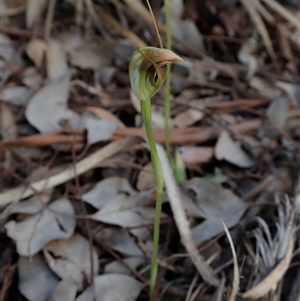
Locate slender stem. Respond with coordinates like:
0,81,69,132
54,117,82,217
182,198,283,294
164,0,172,162
140,99,164,297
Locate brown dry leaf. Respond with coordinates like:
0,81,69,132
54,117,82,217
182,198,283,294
69,44,112,70
215,131,255,168
173,108,204,128
43,233,99,290
0,103,17,140
46,40,69,81
86,106,126,128
18,254,59,301
5,198,75,256
26,0,47,28
179,146,214,164
181,178,247,245
75,274,143,301
0,102,17,168
137,162,155,191
266,96,289,128
26,39,47,68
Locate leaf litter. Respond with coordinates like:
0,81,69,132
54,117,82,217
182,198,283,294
0,0,299,300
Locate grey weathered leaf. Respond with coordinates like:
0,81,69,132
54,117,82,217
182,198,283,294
267,96,289,128
1,86,31,106
46,40,69,81
43,233,99,290
181,178,247,245
82,177,135,210
26,0,47,28
94,227,143,256
52,276,78,301
105,257,146,275
277,81,300,107
76,274,143,301
5,198,75,256
1,191,52,220
81,111,118,144
18,254,59,301
25,76,80,133
0,34,15,61
215,131,255,168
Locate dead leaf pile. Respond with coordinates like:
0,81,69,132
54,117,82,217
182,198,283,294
0,0,299,300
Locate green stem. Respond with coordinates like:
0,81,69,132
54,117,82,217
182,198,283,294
164,0,172,162
140,99,164,297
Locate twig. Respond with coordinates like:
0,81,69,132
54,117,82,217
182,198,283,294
156,144,219,286
0,137,142,208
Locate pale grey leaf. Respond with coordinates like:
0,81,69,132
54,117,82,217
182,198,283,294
215,131,255,168
5,199,75,256
25,76,80,133
43,233,99,290
76,274,143,301
267,96,289,128
82,177,135,210
18,254,59,301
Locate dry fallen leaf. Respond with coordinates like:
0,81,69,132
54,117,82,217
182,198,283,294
173,108,204,128
18,254,59,301
52,276,78,301
105,257,146,275
76,274,143,301
69,43,112,70
25,76,80,133
89,193,161,239
26,0,47,28
81,111,118,144
215,131,255,168
46,40,70,81
1,86,31,106
181,178,247,245
95,227,144,256
5,198,75,256
44,233,99,290
266,96,289,128
82,177,136,210
26,39,47,68
137,162,155,191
